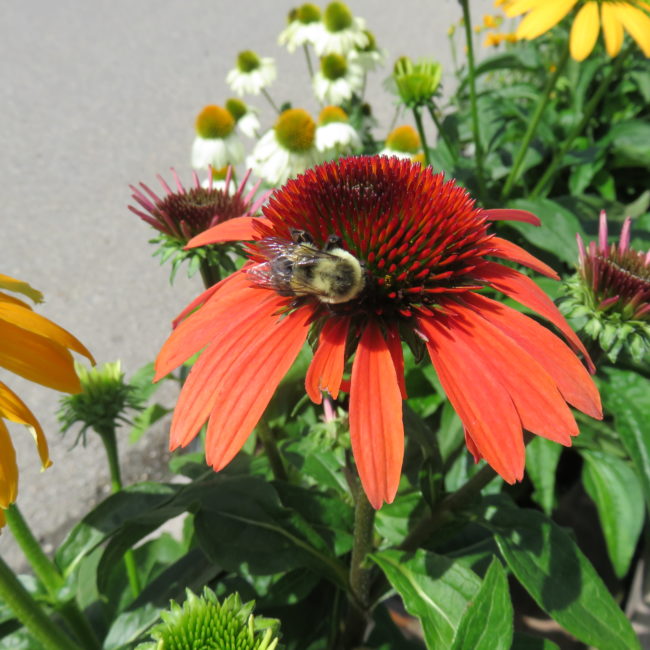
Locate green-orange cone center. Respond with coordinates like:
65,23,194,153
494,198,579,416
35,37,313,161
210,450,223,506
321,53,348,80
297,3,321,23
319,106,349,125
237,50,261,73
195,105,235,139
386,125,421,153
324,1,353,31
225,98,247,122
274,108,316,152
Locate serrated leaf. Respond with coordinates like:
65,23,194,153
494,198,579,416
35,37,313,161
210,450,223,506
581,450,644,578
370,549,481,649
451,558,513,650
484,505,640,649
526,437,562,515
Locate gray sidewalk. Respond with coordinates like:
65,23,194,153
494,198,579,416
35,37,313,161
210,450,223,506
1,0,494,569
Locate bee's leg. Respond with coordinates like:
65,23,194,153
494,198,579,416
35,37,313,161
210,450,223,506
324,234,344,251
290,229,313,245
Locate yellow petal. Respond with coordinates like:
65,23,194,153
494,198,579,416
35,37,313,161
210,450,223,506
0,420,18,508
0,383,51,470
0,274,43,304
0,508,5,528
0,291,33,310
570,2,600,60
601,3,625,55
613,4,650,56
516,0,579,39
0,320,81,393
506,0,545,18
0,302,94,363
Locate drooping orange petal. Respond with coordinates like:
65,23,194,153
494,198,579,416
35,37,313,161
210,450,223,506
462,293,602,419
349,320,404,509
155,273,269,381
0,303,94,363
477,261,594,372
203,305,314,470
0,291,33,310
446,301,579,445
0,274,43,303
482,209,541,226
186,216,271,249
418,315,525,483
489,237,559,279
464,427,481,463
0,382,51,469
385,323,407,400
168,291,291,448
305,316,350,404
0,419,18,507
0,321,80,393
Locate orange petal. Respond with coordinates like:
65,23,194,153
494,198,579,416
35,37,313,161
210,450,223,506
203,305,314,470
0,302,94,363
305,316,350,403
186,216,271,248
482,209,541,226
385,323,407,399
0,419,18,507
0,291,32,310
349,320,404,509
447,301,579,445
489,237,559,279
418,315,525,483
0,382,51,470
477,261,594,372
462,293,602,419
0,321,80,393
168,291,291,448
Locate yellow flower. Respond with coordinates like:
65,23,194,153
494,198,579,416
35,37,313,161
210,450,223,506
484,32,506,46
0,274,94,524
506,0,650,60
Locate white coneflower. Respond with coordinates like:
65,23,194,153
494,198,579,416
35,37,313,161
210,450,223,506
315,106,361,158
378,125,422,160
348,30,386,71
191,105,245,170
278,3,324,52
313,53,364,105
225,98,260,138
226,50,276,96
312,1,368,56
247,108,322,187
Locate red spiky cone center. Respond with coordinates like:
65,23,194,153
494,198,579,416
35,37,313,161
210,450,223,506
248,156,494,319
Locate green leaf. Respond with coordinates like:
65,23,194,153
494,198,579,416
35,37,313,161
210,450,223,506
609,120,650,168
601,368,650,510
370,549,481,649
375,492,427,546
484,505,640,649
511,633,560,649
103,603,162,650
581,450,644,578
129,403,172,443
451,558,513,650
505,198,586,264
526,438,562,515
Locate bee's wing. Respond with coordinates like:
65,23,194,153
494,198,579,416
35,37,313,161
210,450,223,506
255,237,296,260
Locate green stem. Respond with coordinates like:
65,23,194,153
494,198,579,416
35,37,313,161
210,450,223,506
458,0,487,200
426,102,457,160
98,429,141,597
261,88,281,114
303,43,314,79
341,487,376,648
412,106,431,166
199,259,222,290
0,555,82,650
257,420,288,481
500,45,570,201
531,51,627,198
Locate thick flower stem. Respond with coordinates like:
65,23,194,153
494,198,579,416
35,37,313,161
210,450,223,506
500,45,570,201
341,487,376,648
257,420,288,481
458,0,487,201
98,428,141,598
530,52,627,198
0,554,82,650
199,259,222,289
412,106,431,167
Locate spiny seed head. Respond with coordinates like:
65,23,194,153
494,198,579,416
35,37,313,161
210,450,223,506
320,53,348,80
319,105,349,125
385,125,420,153
274,108,316,152
324,1,353,31
196,105,235,139
226,98,248,122
236,50,261,73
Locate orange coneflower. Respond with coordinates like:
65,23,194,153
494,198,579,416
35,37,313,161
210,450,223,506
155,156,602,509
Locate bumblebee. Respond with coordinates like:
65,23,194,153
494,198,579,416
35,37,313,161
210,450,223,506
251,230,365,304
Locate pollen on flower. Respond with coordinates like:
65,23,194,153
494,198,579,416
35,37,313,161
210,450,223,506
297,2,321,23
236,50,261,72
195,105,235,139
274,108,317,152
324,1,353,32
225,98,247,122
319,105,349,125
385,125,421,153
320,53,348,80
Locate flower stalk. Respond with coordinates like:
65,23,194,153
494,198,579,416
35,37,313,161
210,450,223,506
426,101,457,160
412,106,431,166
